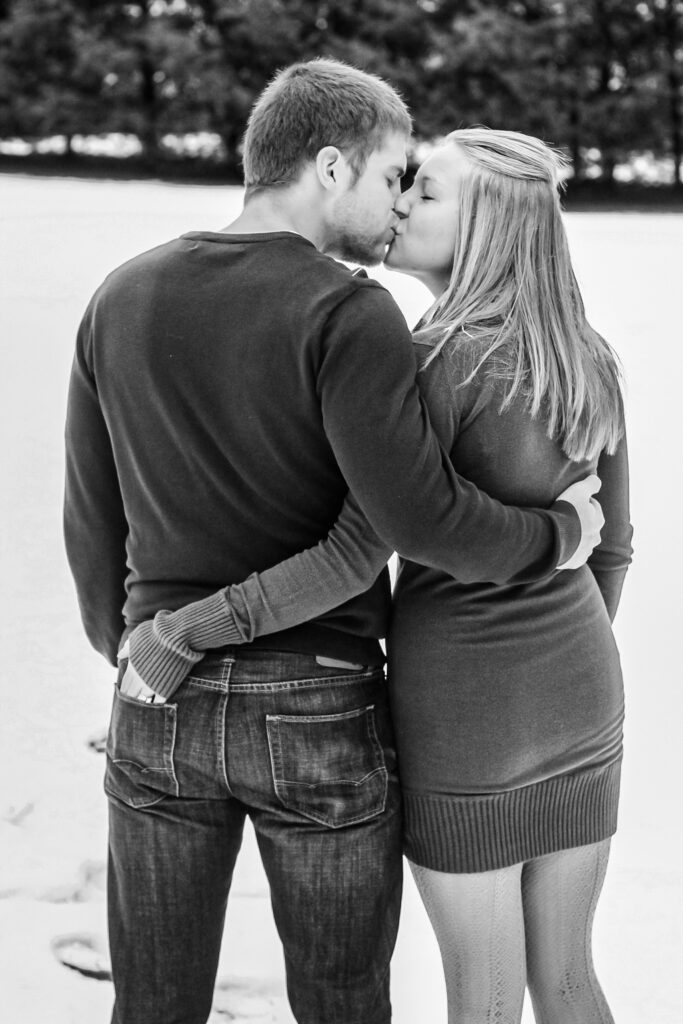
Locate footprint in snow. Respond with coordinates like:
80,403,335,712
52,935,283,1021
211,977,283,1021
51,933,112,981
86,729,108,754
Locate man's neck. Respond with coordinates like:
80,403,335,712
221,187,326,251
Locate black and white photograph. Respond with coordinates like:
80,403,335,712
1,2,681,1022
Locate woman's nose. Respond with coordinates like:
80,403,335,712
394,192,410,218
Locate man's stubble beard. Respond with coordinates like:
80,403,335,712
329,192,388,267
333,232,387,266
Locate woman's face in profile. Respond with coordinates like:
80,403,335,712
384,142,466,293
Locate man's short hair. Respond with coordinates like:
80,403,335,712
243,58,412,193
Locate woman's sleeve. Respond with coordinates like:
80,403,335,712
127,495,393,698
587,428,634,622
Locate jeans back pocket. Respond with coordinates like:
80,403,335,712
105,688,179,808
266,704,387,828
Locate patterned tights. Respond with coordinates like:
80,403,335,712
409,839,614,1024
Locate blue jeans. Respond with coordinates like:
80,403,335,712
105,649,403,1024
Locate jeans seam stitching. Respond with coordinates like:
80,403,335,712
265,703,375,725
219,661,234,795
166,705,180,797
265,719,282,799
229,669,383,693
186,677,227,692
276,765,387,788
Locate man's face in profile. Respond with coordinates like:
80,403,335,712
330,132,407,266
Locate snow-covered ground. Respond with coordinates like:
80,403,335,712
0,173,681,1023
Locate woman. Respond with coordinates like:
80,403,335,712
125,129,632,1023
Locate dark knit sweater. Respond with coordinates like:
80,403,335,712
65,231,580,697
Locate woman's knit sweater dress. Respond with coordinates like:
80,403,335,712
386,342,632,871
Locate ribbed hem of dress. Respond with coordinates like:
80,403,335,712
402,758,621,873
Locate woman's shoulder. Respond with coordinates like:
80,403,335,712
411,337,500,450
413,335,499,406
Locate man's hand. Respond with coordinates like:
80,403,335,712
117,639,167,704
556,474,604,570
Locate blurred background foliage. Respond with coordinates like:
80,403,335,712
0,0,681,188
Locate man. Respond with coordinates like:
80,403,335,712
64,60,601,1024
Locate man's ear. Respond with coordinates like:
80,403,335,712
316,146,348,191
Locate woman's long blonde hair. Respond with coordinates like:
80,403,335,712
416,128,623,462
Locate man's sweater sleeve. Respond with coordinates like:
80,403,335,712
64,305,129,665
316,284,580,583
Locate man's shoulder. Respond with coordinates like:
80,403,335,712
315,257,403,313
89,235,404,340
303,249,391,299
99,237,184,290
278,249,406,340
79,239,181,320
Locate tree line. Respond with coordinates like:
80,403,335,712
0,0,681,185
